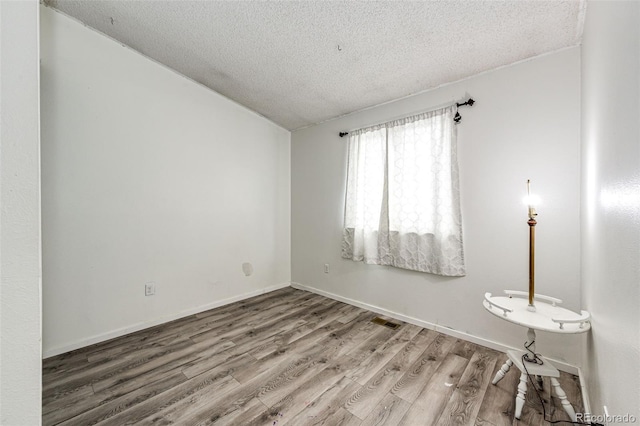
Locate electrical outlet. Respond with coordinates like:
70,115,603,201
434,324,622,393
324,263,329,273
145,282,155,296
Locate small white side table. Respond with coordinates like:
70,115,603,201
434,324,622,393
483,291,591,421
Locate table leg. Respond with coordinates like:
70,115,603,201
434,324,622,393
515,372,528,420
550,377,577,421
492,359,513,385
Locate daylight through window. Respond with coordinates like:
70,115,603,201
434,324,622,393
342,105,465,276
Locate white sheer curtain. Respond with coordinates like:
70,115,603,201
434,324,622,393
342,105,465,276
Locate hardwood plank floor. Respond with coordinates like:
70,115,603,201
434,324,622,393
43,287,584,425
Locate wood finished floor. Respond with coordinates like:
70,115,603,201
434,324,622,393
43,287,583,425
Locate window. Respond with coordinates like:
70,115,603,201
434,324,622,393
342,105,465,276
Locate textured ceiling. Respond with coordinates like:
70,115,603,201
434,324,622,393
46,0,585,131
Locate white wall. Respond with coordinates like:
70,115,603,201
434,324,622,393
0,0,42,423
40,7,291,357
292,48,584,367
581,0,640,417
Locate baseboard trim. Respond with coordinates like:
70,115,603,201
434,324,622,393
43,282,291,358
291,281,580,376
577,367,592,417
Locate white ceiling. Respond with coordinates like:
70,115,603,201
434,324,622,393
46,0,585,131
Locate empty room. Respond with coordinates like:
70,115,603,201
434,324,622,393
1,0,638,425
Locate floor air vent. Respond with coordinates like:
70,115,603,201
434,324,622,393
371,317,401,330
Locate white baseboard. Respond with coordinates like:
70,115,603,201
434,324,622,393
43,282,291,358
291,281,580,376
577,367,592,418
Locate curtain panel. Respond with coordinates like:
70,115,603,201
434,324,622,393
341,105,465,276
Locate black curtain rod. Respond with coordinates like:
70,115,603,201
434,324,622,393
453,97,475,124
339,97,475,137
456,98,475,108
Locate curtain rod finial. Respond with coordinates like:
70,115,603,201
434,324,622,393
339,132,349,137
